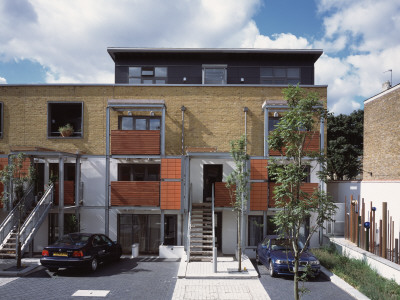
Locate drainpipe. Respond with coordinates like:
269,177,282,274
264,107,269,157
105,106,110,236
181,106,186,155
243,107,248,153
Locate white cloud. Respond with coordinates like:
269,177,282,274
0,77,6,84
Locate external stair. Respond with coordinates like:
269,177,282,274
189,202,214,262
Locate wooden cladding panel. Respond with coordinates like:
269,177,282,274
250,159,268,180
54,181,75,205
215,182,235,207
160,181,181,210
111,130,160,155
269,131,320,156
161,159,181,179
250,182,268,211
268,182,319,208
111,181,160,206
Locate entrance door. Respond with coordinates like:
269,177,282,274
203,164,223,202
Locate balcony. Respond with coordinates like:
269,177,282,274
111,181,160,206
269,131,320,156
111,130,160,155
54,181,75,206
214,182,235,207
268,182,318,208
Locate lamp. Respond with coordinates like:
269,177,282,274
273,111,279,117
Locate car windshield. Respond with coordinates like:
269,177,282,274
271,239,304,251
58,233,89,246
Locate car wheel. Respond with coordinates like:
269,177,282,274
48,267,58,272
269,260,276,277
89,257,98,272
256,252,261,265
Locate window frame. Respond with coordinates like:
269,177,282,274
118,116,161,131
47,101,84,139
202,64,227,85
128,66,168,84
117,163,161,181
260,67,301,85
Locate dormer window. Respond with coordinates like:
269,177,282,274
202,65,227,84
129,67,167,84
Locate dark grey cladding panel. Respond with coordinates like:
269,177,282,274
116,66,129,84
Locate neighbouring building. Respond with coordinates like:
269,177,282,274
0,48,327,260
361,82,400,238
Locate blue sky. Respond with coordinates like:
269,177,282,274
0,0,399,114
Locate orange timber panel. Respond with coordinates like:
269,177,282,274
54,181,75,205
250,182,268,211
111,130,160,155
111,181,160,206
268,182,319,208
161,159,181,179
215,182,235,207
160,181,181,210
250,159,268,180
269,131,320,156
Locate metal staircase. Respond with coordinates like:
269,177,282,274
189,202,213,261
0,184,54,258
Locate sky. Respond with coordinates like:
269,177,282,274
0,0,399,115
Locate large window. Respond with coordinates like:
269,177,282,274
128,66,167,84
261,67,300,85
118,164,160,181
119,116,160,130
203,65,227,84
48,102,83,137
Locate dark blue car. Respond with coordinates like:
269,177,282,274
40,233,122,272
256,235,320,277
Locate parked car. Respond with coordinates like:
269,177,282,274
40,232,122,272
256,235,320,277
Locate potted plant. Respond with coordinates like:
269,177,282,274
58,123,74,137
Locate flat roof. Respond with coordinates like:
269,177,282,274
107,47,323,61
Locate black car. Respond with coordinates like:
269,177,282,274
256,235,320,277
40,233,122,272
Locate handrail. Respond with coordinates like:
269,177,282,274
0,184,34,247
20,184,54,254
187,183,192,262
212,183,215,250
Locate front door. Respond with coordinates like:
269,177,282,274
203,164,223,202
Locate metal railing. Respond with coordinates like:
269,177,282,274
0,184,35,247
187,183,192,262
20,184,54,254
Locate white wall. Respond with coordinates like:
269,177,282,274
327,181,361,203
222,210,237,255
189,158,235,203
81,157,107,207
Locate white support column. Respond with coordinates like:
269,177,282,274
58,156,64,238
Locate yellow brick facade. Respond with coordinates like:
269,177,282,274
0,85,327,156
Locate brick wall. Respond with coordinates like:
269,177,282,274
0,85,327,157
364,86,400,180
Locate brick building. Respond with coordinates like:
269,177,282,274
361,83,400,236
0,48,327,259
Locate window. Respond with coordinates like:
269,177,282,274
302,165,311,183
261,67,300,85
248,216,263,246
164,215,177,246
118,164,160,181
203,65,227,84
128,66,167,84
268,117,281,132
119,116,160,130
48,102,83,137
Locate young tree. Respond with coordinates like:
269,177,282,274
327,109,363,180
226,135,249,271
0,153,34,268
268,86,337,300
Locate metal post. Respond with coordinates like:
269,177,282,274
161,105,166,156
383,202,387,258
105,106,110,236
264,107,269,157
58,156,64,238
160,210,165,245
212,183,217,273
75,155,81,231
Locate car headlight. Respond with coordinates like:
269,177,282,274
309,260,320,265
275,259,289,264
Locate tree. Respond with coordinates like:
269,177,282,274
268,86,337,300
0,153,34,268
226,135,249,272
327,109,363,180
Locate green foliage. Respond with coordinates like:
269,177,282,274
268,85,337,300
314,246,400,300
226,135,250,212
0,153,34,205
327,109,363,180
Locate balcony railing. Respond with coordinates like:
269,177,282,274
111,181,160,206
269,131,320,156
111,130,160,155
